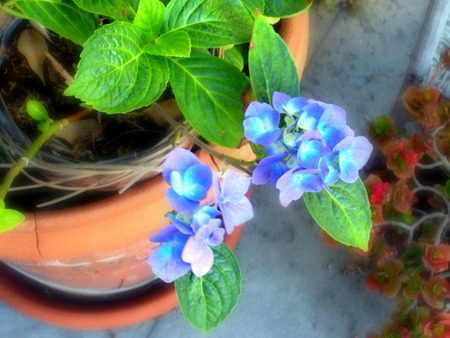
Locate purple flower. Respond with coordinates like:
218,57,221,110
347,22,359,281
244,101,281,146
213,169,253,234
276,168,323,207
182,217,224,277
163,148,212,213
333,136,373,183
148,224,190,283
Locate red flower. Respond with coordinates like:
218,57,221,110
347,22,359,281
366,260,403,299
392,180,416,214
364,174,391,225
422,244,450,273
422,277,450,309
383,139,419,179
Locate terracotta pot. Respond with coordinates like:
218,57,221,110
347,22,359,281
0,10,310,329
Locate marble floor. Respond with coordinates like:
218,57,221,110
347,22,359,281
0,0,442,337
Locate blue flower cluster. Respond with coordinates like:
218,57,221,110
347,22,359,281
148,148,253,283
244,92,373,207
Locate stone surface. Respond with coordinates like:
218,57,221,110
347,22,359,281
0,0,438,337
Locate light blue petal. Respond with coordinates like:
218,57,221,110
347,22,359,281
162,148,199,184
166,188,199,213
272,91,291,112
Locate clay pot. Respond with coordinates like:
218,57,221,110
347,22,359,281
0,10,310,329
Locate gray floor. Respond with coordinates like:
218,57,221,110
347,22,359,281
0,0,438,337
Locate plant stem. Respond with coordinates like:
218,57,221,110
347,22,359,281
152,103,255,175
0,108,92,201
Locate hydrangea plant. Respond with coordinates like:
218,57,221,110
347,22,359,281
0,0,375,334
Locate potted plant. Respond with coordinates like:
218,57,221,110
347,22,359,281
319,49,450,337
0,0,375,333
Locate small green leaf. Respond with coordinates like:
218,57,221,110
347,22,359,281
66,22,169,113
144,30,191,57
26,100,49,122
0,200,5,210
73,0,136,21
168,52,248,148
0,208,25,233
37,120,52,133
133,0,166,40
224,46,244,71
163,0,254,48
249,15,300,104
264,0,311,18
15,0,98,45
303,178,372,251
175,244,241,333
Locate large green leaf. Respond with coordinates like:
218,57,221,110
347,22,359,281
15,0,98,45
174,244,241,333
65,21,169,113
303,178,372,251
168,52,248,148
239,0,264,15
264,0,311,18
73,0,136,21
143,30,191,57
133,0,165,40
249,15,299,104
162,0,254,48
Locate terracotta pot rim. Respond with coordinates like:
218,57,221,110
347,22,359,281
0,226,243,329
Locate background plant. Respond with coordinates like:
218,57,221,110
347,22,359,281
323,51,450,337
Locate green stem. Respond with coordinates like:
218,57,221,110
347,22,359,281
0,119,69,201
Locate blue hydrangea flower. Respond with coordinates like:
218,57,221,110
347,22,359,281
333,136,373,183
296,130,331,169
296,101,324,131
213,169,253,234
147,224,190,283
316,104,351,149
243,101,281,146
276,168,323,207
252,153,289,186
163,148,212,213
272,91,308,118
319,155,339,188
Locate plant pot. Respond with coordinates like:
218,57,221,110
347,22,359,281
0,10,310,329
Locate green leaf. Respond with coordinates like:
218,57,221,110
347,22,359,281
303,178,372,251
175,244,241,333
0,208,25,233
223,46,244,71
73,0,136,21
143,30,190,57
65,22,169,114
15,0,98,45
163,0,254,48
249,15,299,104
264,0,311,18
168,52,248,148
26,100,49,122
444,180,450,199
240,0,264,15
133,0,166,40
